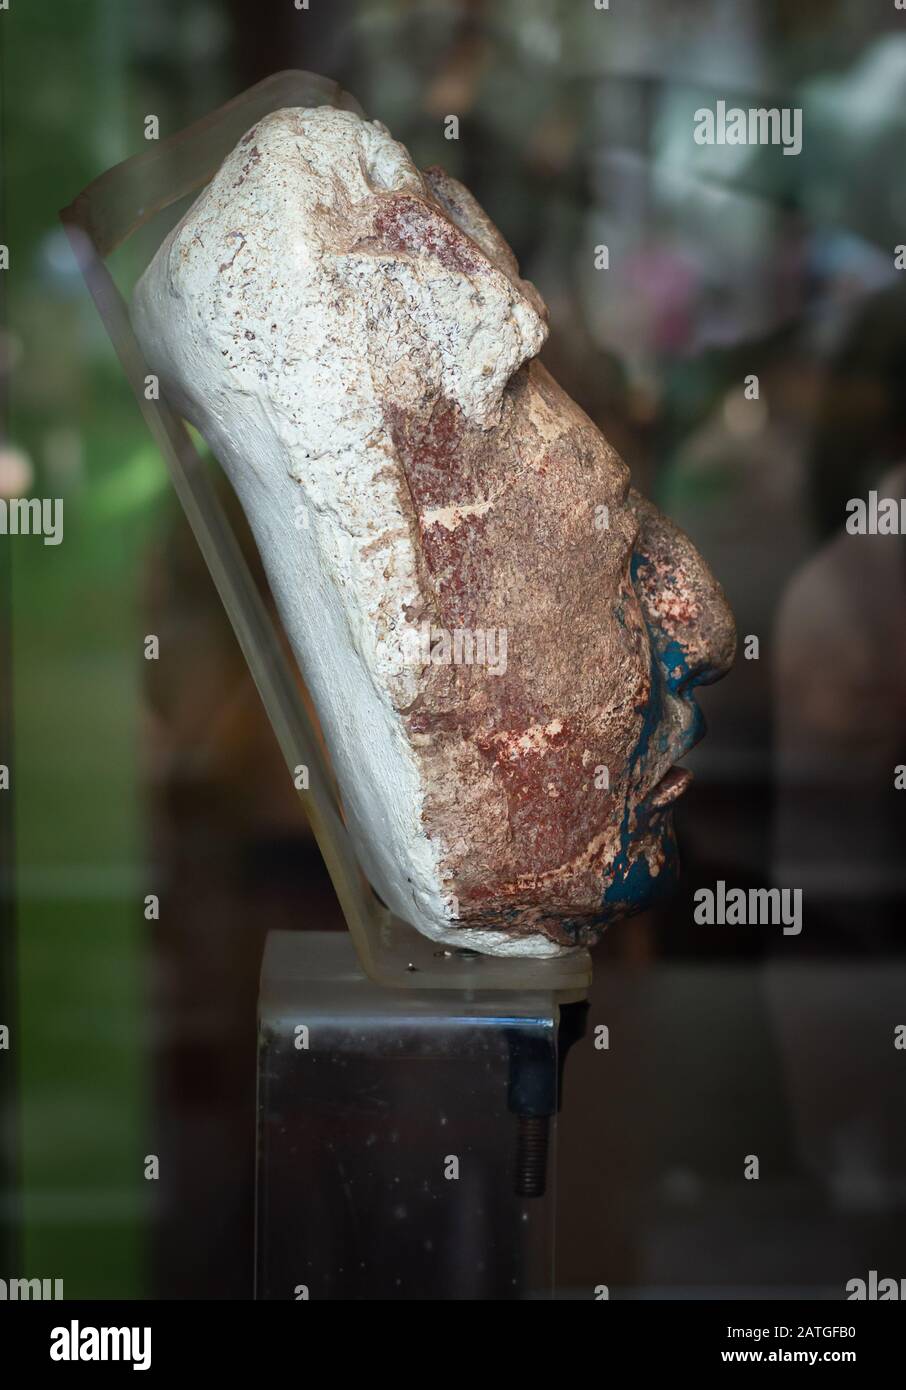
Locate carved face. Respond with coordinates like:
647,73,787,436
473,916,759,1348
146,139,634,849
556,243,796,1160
385,354,736,950
133,105,735,956
600,486,736,919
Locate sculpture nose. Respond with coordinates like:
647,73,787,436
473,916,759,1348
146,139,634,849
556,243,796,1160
629,489,736,692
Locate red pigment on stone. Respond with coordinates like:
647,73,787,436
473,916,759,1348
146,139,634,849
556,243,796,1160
372,195,482,277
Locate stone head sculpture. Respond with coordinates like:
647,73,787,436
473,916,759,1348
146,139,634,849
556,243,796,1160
132,106,735,958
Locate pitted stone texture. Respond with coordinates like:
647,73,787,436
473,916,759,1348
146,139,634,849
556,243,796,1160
132,105,734,956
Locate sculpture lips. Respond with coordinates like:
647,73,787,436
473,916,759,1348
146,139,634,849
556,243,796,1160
647,765,693,809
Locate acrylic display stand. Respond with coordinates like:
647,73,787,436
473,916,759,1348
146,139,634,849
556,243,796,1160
256,930,583,1300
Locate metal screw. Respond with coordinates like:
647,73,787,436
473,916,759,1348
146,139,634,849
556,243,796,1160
514,1113,550,1198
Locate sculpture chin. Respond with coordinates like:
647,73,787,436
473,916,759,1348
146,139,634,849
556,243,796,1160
424,805,683,959
602,805,682,921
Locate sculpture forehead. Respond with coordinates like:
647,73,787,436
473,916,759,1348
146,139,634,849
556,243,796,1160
164,106,429,299
181,105,510,287
170,105,542,317
159,103,548,437
225,106,425,211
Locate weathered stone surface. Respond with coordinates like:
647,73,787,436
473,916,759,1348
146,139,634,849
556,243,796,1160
132,106,735,956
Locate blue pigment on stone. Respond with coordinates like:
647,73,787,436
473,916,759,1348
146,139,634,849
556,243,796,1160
601,553,703,914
